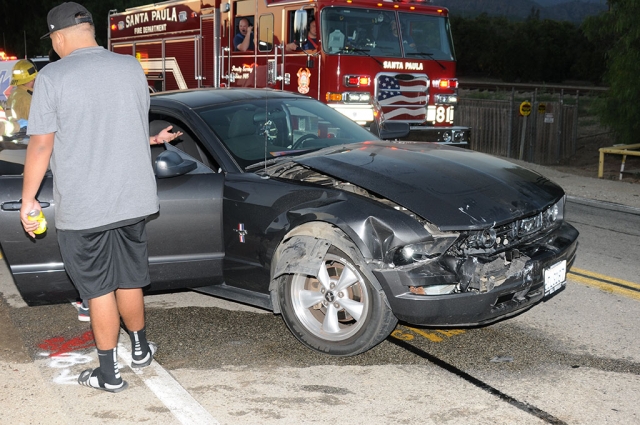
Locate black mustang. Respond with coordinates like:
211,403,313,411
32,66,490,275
0,88,578,356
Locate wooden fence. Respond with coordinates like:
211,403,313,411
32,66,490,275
456,95,578,165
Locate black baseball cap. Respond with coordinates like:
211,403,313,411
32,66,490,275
41,2,94,39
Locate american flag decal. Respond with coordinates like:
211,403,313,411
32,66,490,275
234,223,247,243
376,73,429,122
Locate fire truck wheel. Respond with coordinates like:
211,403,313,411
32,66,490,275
277,244,397,357
291,133,320,149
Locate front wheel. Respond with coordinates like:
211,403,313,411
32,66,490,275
278,245,397,356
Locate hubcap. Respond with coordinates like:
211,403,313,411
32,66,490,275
290,253,369,341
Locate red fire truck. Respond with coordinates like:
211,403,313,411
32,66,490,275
108,0,468,144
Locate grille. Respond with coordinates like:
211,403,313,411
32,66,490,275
375,73,429,122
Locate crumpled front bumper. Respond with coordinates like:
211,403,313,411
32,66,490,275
373,222,579,326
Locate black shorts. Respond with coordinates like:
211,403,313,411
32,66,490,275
57,219,150,300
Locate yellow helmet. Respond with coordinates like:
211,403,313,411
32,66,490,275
10,59,38,86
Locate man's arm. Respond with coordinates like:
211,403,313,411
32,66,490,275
20,133,54,237
285,42,299,52
237,26,253,52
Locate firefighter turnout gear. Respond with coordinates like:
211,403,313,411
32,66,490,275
0,106,18,139
6,85,33,121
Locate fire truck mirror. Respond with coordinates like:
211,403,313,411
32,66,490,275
293,9,309,47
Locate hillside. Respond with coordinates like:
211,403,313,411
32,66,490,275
436,0,608,23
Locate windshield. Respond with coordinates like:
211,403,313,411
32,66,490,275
197,97,378,170
321,8,455,60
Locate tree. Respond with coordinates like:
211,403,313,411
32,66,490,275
583,0,640,144
451,14,593,84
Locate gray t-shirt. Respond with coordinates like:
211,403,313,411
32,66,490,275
28,46,158,230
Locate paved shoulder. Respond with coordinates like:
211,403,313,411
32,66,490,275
503,158,640,210
0,296,69,423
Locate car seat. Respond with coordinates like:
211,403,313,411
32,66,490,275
226,108,258,156
327,29,345,53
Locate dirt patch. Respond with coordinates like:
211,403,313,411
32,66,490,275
548,123,640,184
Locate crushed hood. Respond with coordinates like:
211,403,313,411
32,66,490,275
294,141,564,230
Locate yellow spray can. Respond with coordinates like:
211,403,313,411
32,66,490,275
27,209,47,235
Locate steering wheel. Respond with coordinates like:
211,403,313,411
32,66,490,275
291,133,320,149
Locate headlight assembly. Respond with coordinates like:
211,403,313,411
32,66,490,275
390,234,458,267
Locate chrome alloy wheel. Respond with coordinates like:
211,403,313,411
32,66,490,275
289,253,370,341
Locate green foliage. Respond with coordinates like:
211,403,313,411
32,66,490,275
450,13,605,84
583,0,640,145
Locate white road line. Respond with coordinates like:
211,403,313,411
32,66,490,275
118,334,219,425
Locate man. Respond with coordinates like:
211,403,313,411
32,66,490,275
286,17,319,53
6,59,37,122
21,2,179,393
234,17,254,51
389,19,416,50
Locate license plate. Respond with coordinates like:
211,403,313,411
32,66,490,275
544,260,566,296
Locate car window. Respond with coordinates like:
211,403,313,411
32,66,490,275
149,114,220,171
196,97,377,170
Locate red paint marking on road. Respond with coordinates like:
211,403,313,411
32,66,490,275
38,331,95,357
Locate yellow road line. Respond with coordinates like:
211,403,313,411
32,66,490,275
569,267,640,301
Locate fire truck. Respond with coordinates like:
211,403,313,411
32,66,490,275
108,0,469,144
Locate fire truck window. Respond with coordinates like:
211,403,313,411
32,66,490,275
258,14,274,52
234,16,255,52
287,10,315,46
397,12,454,60
287,11,296,44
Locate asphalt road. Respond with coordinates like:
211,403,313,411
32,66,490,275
1,200,639,424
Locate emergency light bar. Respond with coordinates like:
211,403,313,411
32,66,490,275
0,51,17,61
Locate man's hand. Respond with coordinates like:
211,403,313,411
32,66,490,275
151,126,184,145
21,133,54,239
20,199,42,238
285,42,298,52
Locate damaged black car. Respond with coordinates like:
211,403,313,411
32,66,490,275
0,88,578,356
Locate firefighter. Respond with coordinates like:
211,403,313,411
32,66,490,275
6,59,38,122
286,17,319,53
234,18,254,51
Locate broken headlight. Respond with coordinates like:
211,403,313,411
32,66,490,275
545,197,564,223
391,233,459,267
464,197,566,253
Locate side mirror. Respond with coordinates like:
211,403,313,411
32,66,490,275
370,121,410,140
293,9,309,47
155,150,197,178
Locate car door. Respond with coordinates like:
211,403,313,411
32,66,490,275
148,143,225,291
0,147,225,306
0,174,69,305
